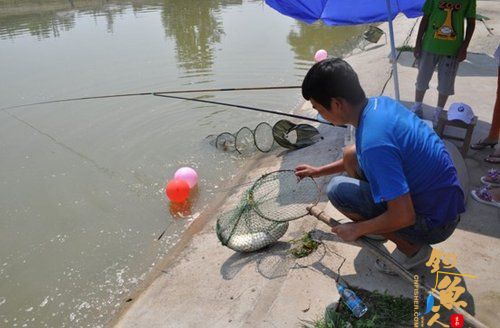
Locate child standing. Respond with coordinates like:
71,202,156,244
411,0,476,125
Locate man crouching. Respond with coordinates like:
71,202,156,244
295,58,465,274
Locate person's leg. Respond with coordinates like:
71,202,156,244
326,176,386,221
326,176,421,256
415,89,426,103
472,67,500,149
435,55,459,124
382,233,421,256
329,147,434,257
342,144,363,179
487,67,500,141
437,93,449,108
413,51,438,117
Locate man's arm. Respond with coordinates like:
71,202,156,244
331,193,416,242
295,158,345,179
414,15,429,59
457,18,476,62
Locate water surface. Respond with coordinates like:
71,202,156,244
0,1,365,326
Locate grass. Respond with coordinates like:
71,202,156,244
396,45,414,52
304,288,413,328
289,231,320,258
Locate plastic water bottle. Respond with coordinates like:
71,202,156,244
337,284,368,318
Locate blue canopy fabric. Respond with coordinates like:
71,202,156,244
265,0,424,26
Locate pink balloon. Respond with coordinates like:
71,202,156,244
314,49,328,62
174,167,198,189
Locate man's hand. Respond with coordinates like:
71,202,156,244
295,164,319,179
331,222,362,242
457,45,468,62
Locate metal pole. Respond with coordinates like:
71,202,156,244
386,0,400,101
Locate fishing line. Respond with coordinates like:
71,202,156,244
153,93,346,128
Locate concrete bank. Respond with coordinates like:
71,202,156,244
113,3,499,327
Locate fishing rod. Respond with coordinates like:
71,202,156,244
1,84,344,127
153,93,346,128
0,85,300,111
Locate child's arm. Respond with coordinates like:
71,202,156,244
414,15,429,59
457,17,476,62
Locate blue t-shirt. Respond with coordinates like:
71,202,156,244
355,97,465,228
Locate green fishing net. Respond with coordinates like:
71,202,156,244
216,170,320,252
216,204,289,253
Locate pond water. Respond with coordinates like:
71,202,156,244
0,1,365,326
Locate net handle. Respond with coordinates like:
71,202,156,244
307,205,488,328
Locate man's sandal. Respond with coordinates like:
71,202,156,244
470,139,498,150
375,245,433,276
485,154,500,164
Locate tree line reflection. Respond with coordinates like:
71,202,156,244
0,0,366,72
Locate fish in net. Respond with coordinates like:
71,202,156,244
216,132,236,152
216,204,289,252
216,170,320,252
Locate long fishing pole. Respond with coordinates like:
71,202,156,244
0,85,300,111
154,85,301,95
153,93,346,128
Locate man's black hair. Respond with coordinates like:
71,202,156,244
302,58,366,109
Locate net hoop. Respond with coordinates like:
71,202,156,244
247,170,320,222
235,126,256,154
254,122,274,152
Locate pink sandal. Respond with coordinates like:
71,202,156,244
471,187,500,208
480,169,500,187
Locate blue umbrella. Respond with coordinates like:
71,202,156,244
265,0,425,100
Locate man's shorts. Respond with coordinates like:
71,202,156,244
415,50,459,96
326,175,459,245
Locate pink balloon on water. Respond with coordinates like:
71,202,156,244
174,167,198,189
314,49,328,62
